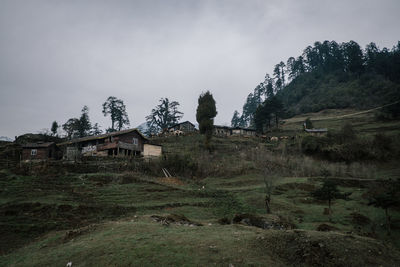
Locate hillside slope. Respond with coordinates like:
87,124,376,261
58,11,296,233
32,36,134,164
278,72,400,116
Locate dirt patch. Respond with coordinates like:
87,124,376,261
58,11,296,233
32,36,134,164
317,223,339,232
218,217,231,225
63,225,96,242
150,214,202,226
156,177,185,186
350,212,371,226
232,213,295,230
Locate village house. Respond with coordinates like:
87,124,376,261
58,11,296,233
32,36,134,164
22,142,60,160
57,128,155,160
213,125,232,136
231,127,257,137
167,121,197,133
213,125,256,137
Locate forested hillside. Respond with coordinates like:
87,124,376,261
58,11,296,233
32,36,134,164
233,40,400,128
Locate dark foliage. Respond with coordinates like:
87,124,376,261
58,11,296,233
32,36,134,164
102,96,130,131
301,124,400,163
196,91,217,149
146,98,183,135
237,40,400,121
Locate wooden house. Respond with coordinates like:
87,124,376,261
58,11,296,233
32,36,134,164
58,128,149,160
22,142,59,160
168,121,197,133
213,125,232,136
231,127,256,137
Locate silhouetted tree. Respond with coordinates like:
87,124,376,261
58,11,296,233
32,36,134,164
102,96,130,131
62,118,80,139
369,179,400,235
78,105,91,137
51,121,59,136
91,123,102,135
231,110,241,127
263,168,278,214
196,91,217,150
146,97,183,135
312,180,341,221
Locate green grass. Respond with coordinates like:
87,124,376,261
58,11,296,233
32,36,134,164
1,121,400,265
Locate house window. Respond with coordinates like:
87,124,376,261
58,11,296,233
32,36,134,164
132,138,138,145
31,149,37,156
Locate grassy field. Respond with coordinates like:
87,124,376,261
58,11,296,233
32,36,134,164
1,109,400,266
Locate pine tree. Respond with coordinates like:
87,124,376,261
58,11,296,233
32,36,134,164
196,91,217,150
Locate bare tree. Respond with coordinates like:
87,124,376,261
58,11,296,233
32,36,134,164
263,167,278,214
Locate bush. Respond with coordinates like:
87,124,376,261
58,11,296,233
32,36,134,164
301,136,328,154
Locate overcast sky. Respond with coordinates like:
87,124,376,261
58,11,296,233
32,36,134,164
1,0,399,138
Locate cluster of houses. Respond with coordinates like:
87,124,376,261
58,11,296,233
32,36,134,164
165,121,257,137
21,120,326,161
22,128,161,161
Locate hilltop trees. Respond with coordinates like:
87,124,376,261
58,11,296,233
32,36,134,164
102,96,130,132
62,106,93,139
236,40,400,119
196,91,217,150
51,121,59,136
231,110,241,127
146,98,183,135
62,118,79,139
78,105,91,137
253,96,284,133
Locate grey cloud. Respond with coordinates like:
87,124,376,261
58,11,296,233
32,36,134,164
1,0,399,137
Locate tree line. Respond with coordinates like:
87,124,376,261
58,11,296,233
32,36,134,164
50,96,130,139
50,91,218,147
233,40,400,131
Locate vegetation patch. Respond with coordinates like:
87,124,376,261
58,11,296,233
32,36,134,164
150,214,203,226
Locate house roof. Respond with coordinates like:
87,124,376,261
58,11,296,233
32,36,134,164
305,128,328,133
168,121,196,129
57,128,148,146
23,142,55,148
